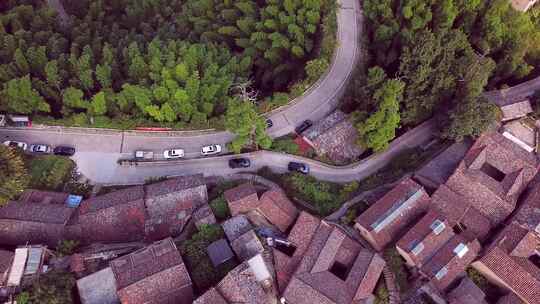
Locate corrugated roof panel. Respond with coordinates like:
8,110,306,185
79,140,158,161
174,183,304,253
24,247,43,275
7,248,28,286
371,188,423,233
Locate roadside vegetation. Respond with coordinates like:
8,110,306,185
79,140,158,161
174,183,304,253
344,0,540,152
0,144,29,205
179,224,238,293
26,154,74,191
0,0,337,151
257,167,359,216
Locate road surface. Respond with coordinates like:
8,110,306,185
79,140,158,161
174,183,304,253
484,76,540,105
0,119,436,185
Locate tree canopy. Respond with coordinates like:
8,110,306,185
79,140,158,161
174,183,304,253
347,0,540,146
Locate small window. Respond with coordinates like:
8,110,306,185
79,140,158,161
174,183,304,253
480,163,506,182
430,220,445,235
453,243,469,258
435,266,448,280
330,261,349,281
411,242,424,256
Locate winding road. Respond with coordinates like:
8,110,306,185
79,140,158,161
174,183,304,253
4,0,540,186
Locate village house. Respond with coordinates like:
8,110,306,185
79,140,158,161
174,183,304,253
354,178,431,251
472,222,540,304
300,110,364,164
225,184,299,233
419,234,481,292
445,132,538,226
501,118,537,153
0,175,209,246
281,218,386,304
0,197,77,246
414,140,472,191
77,237,193,304
396,209,455,268
446,277,489,304
193,254,273,304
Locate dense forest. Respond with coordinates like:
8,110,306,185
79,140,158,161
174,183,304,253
345,0,540,152
0,0,335,151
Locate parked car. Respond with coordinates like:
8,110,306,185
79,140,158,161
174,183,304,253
0,115,5,127
135,150,154,160
54,146,76,156
201,144,222,156
164,149,185,159
3,141,27,151
288,162,309,174
30,144,52,154
229,158,251,168
265,119,273,129
295,120,312,134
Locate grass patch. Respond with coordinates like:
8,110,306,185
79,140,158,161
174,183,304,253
383,248,409,293
208,180,242,201
179,224,238,293
26,155,75,191
270,136,300,155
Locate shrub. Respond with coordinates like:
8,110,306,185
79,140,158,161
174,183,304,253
374,280,389,304
383,248,409,293
56,239,80,257
270,137,300,155
179,224,238,292
23,271,75,304
209,195,231,221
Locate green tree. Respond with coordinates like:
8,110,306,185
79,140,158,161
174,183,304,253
95,64,112,88
355,79,405,152
45,60,62,90
25,271,75,304
0,145,30,206
225,98,271,153
62,87,87,114
89,91,107,116
1,76,50,114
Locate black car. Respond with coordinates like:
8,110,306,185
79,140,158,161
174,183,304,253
229,158,251,168
265,119,273,129
295,120,312,134
288,162,309,174
53,146,76,156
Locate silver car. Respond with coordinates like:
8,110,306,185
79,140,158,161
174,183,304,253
3,141,28,151
201,144,222,156
30,144,52,154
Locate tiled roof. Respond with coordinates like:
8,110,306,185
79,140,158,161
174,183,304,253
476,246,540,304
193,204,217,228
0,219,66,246
117,263,193,304
207,239,234,267
274,211,321,292
257,189,298,232
502,119,536,152
430,185,491,241
447,277,487,304
396,210,455,267
144,174,205,199
78,186,145,215
224,183,259,216
414,140,472,189
497,292,526,304
514,181,540,231
420,235,481,292
76,267,119,304
79,199,147,243
307,114,364,164
0,249,13,275
18,189,69,205
222,215,253,242
490,222,535,255
231,230,264,261
355,178,430,251
216,262,267,304
445,132,538,225
193,287,228,304
0,200,75,224
499,99,533,121
283,222,385,304
110,238,186,289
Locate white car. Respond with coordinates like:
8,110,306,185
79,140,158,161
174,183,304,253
201,144,222,156
3,141,28,151
164,149,185,159
30,144,52,154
